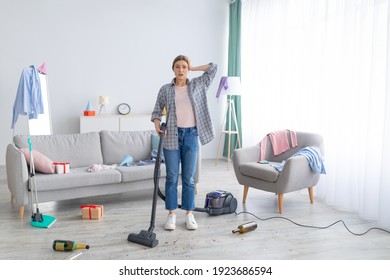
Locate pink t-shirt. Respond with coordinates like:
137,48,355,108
175,85,196,128
260,130,298,161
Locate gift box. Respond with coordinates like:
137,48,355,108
53,162,70,174
80,204,103,220
84,110,96,116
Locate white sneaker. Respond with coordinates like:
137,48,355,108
164,214,176,230
185,213,198,230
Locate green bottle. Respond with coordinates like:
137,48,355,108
232,221,258,234
52,240,90,251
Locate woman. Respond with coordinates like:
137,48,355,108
151,55,218,230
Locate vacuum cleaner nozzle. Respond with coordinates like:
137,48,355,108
128,230,158,248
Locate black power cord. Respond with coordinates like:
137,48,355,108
235,211,390,236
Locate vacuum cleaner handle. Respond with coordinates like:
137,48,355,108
156,123,166,165
160,122,166,134
154,122,166,180
148,123,166,232
127,123,166,247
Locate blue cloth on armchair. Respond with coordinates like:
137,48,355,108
272,146,326,174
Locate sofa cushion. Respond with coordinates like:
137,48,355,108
13,132,103,168
100,130,155,164
117,164,166,183
33,167,121,191
240,162,280,182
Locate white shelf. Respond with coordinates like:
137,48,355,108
80,114,154,133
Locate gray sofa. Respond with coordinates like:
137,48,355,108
6,130,200,219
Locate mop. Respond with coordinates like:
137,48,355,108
28,137,57,228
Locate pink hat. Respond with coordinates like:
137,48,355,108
38,63,47,74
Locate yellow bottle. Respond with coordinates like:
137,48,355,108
232,221,258,234
52,240,90,251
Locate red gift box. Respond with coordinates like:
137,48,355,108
80,204,103,220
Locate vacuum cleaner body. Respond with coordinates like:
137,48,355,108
204,190,237,215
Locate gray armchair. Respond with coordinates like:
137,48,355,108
232,132,324,214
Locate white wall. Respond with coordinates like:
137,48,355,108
0,0,230,165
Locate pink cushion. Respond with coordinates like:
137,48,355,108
20,149,55,174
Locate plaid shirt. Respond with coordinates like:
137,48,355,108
151,63,218,150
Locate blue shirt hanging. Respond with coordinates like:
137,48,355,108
11,65,44,129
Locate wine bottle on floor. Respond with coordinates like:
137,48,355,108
52,240,90,251
232,221,258,234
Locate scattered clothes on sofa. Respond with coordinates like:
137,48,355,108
151,149,164,162
260,129,297,161
87,164,117,173
120,154,133,166
271,146,326,174
136,159,156,166
119,150,163,167
123,159,156,167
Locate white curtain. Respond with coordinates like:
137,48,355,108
241,0,390,228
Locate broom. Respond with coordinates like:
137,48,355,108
28,137,57,228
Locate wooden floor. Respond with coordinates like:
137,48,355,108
0,160,389,260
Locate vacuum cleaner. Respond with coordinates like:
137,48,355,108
202,190,237,215
127,123,237,248
127,123,167,247
28,138,57,228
